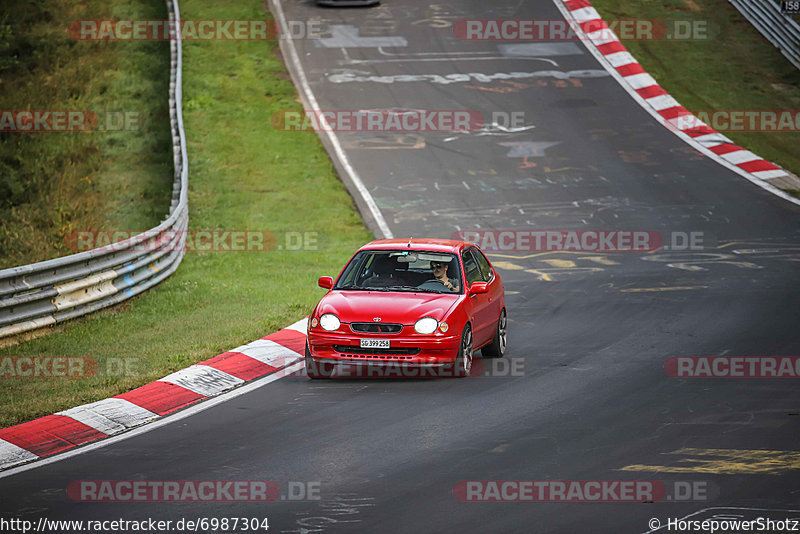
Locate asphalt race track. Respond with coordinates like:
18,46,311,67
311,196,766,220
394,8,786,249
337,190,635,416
2,1,800,532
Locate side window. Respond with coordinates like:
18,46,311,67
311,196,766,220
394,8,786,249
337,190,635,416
337,252,370,287
472,249,494,282
462,249,482,285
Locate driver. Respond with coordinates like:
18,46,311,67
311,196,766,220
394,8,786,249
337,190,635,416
431,261,459,292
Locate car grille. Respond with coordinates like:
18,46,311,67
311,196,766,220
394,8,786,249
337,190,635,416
340,354,415,361
349,322,403,334
333,345,421,357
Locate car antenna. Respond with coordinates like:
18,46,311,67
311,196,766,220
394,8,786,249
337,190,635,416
407,237,412,248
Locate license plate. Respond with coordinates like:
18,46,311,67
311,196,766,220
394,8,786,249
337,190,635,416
360,338,390,349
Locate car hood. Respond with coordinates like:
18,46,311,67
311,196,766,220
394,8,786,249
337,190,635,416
317,290,460,324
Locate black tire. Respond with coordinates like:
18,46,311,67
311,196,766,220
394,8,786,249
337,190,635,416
481,309,507,359
305,342,333,379
453,325,473,378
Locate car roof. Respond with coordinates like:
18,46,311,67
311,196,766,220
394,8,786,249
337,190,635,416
359,238,473,254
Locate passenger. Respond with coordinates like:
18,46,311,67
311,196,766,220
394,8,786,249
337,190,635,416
431,261,459,292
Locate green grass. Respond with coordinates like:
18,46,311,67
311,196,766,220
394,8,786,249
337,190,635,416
0,0,172,268
0,0,372,427
590,0,800,180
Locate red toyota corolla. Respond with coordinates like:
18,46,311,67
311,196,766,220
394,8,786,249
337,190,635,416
305,238,506,378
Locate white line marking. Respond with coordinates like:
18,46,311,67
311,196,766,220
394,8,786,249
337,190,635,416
271,0,393,238
571,7,601,21
585,30,618,46
645,94,680,112
692,132,733,144
698,141,724,149
603,51,637,67
0,362,306,479
285,317,309,335
498,43,583,57
623,73,658,90
342,56,559,66
159,365,243,397
552,0,800,206
377,47,493,57
752,169,787,179
0,439,39,470
57,398,158,436
232,339,303,367
719,150,761,165
329,69,607,85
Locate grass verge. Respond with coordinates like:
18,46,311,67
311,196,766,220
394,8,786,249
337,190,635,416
0,0,372,428
0,0,172,268
590,0,800,180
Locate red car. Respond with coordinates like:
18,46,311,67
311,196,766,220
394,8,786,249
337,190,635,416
305,238,506,378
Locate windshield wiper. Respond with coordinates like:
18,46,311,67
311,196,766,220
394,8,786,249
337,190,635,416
338,285,396,292
385,285,441,293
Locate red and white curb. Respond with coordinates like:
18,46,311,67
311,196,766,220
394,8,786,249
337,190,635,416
559,0,800,199
0,318,308,471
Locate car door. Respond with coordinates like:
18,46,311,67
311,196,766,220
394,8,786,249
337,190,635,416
472,246,503,323
462,248,493,346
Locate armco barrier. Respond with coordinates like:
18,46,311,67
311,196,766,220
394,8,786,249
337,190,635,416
729,0,800,70
0,0,189,339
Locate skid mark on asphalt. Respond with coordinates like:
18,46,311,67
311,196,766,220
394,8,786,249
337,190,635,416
621,448,800,475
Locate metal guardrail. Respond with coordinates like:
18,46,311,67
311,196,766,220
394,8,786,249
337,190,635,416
0,0,189,339
729,0,800,70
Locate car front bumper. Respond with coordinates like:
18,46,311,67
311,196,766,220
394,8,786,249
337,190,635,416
307,330,461,368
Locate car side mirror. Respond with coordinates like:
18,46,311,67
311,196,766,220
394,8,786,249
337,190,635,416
469,281,488,294
318,276,334,289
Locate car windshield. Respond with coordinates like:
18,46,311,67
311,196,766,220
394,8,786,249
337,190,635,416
335,250,464,294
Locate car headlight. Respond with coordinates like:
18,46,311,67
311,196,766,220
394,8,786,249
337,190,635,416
319,313,340,331
414,317,438,334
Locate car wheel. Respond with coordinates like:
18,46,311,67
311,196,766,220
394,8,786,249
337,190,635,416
305,342,333,379
481,309,507,359
453,325,473,378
